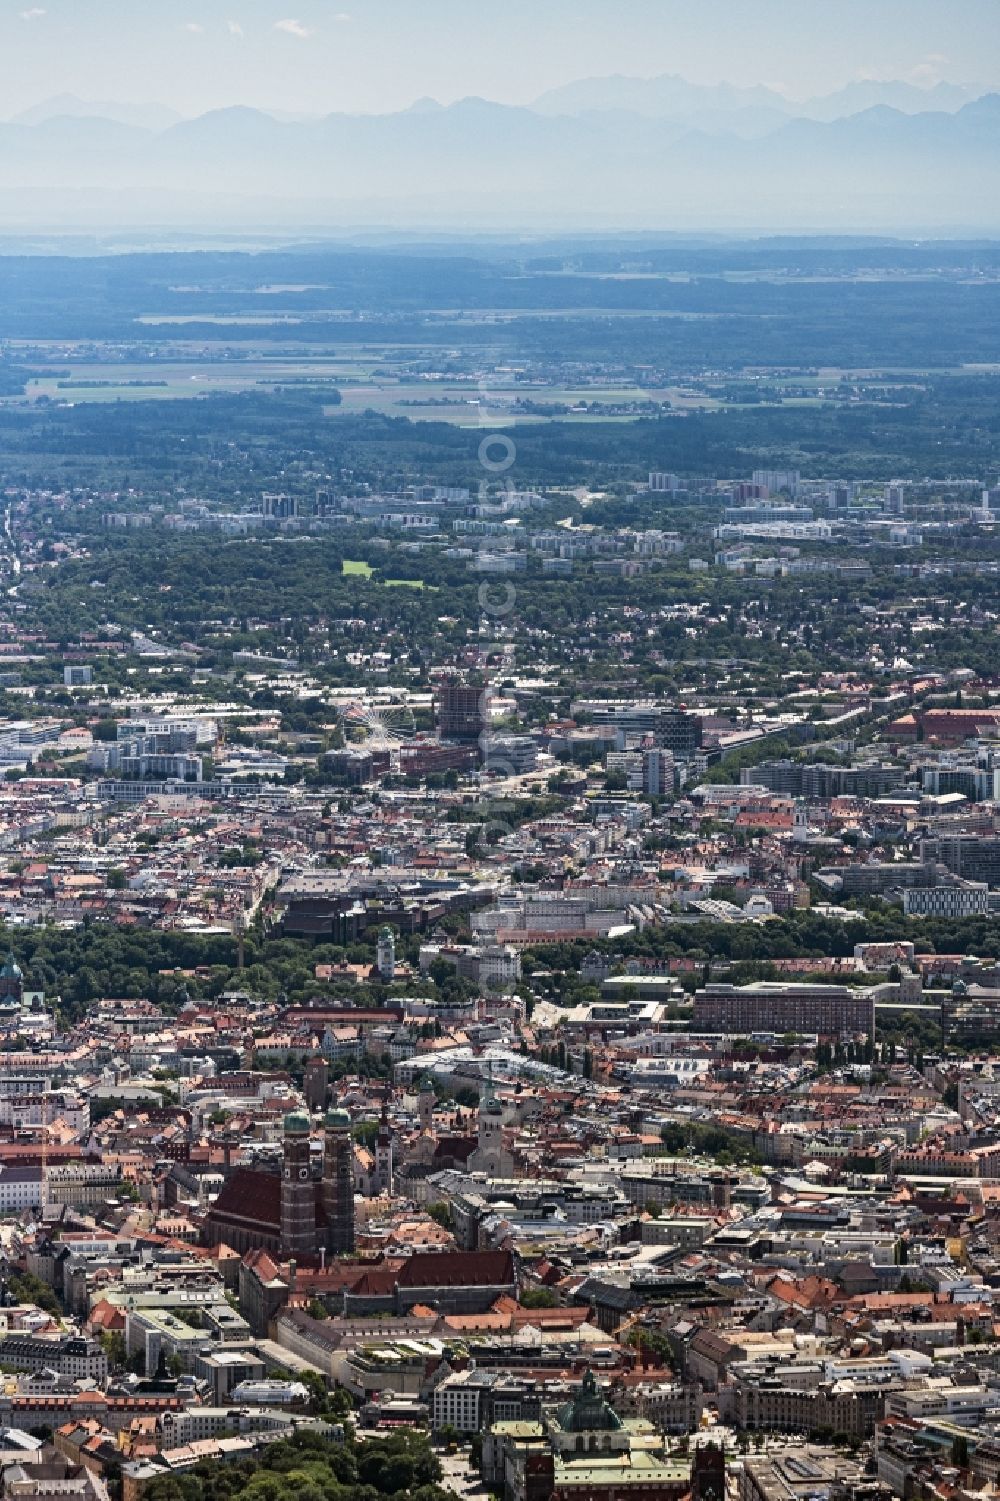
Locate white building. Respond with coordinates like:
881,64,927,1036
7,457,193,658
432,1369,495,1433
0,1165,42,1213
903,885,989,918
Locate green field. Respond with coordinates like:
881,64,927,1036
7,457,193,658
343,561,426,589
1,341,925,425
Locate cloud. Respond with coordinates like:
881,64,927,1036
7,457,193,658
274,17,312,37
19,7,46,18
226,19,245,38
334,11,351,19
183,21,205,33
907,54,953,86
858,54,956,88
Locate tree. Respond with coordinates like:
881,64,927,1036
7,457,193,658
519,1287,558,1309
143,1424,444,1501
6,1270,62,1319
99,1329,127,1369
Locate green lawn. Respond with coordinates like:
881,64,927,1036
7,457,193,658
343,561,428,589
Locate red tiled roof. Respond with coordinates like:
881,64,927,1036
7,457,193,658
208,1168,281,1230
348,1268,399,1296
432,1136,477,1164
396,1249,514,1289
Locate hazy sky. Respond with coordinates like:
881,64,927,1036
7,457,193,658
1,0,999,118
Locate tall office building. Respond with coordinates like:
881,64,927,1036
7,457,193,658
657,709,703,760
921,836,1000,888
648,472,680,493
642,747,675,795
262,493,298,519
752,469,801,497
436,677,488,741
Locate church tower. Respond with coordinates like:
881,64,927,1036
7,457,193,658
479,1085,503,1160
376,926,396,981
374,1097,393,1196
691,1443,726,1501
322,1108,355,1256
471,1075,512,1176
418,1076,435,1132
0,952,23,1004
280,1110,316,1258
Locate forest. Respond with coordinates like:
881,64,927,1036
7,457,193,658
1,240,1000,370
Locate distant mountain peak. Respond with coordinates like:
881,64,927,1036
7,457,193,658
0,84,998,233
11,94,183,133
530,71,982,124
531,72,793,119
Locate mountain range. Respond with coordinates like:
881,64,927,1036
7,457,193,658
531,73,978,123
1,77,998,231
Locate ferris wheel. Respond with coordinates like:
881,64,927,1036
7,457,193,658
343,699,416,764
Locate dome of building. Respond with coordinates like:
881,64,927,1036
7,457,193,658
325,1108,351,1128
555,1370,623,1433
284,1109,312,1135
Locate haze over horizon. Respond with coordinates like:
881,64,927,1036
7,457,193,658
1,1,999,235
1,0,998,120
